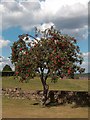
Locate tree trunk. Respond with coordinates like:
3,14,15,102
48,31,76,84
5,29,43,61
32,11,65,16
43,83,49,105
40,68,49,105
41,76,49,105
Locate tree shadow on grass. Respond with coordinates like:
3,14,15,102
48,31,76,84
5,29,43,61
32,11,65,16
31,101,89,109
33,102,39,105
45,102,89,108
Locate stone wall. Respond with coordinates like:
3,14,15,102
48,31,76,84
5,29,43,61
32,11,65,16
2,88,90,106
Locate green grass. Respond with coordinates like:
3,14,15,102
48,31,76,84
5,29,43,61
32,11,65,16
2,96,88,118
2,76,88,91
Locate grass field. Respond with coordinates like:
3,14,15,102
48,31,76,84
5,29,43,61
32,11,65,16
2,76,88,91
2,76,89,118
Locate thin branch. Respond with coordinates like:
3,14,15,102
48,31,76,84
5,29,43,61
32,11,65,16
28,34,39,41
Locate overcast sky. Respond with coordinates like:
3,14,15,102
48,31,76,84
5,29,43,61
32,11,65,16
0,0,89,73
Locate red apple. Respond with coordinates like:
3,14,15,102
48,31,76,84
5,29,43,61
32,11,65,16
16,72,19,75
20,48,23,51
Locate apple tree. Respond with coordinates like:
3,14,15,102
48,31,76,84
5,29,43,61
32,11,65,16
11,27,85,105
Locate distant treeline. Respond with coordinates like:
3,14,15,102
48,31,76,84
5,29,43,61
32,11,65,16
75,73,89,79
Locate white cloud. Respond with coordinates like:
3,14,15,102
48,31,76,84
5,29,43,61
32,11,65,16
62,25,88,41
40,0,88,15
0,37,10,48
81,61,90,73
1,0,16,2
36,22,54,31
80,52,90,73
0,0,88,39
82,52,90,59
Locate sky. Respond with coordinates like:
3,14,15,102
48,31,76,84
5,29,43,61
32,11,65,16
0,0,89,73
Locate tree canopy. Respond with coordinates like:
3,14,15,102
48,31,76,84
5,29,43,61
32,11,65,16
11,27,85,105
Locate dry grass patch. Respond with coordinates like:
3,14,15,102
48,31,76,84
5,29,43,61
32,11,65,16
2,96,88,118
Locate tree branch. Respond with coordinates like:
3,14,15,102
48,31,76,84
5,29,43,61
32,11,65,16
28,34,39,42
45,69,50,82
